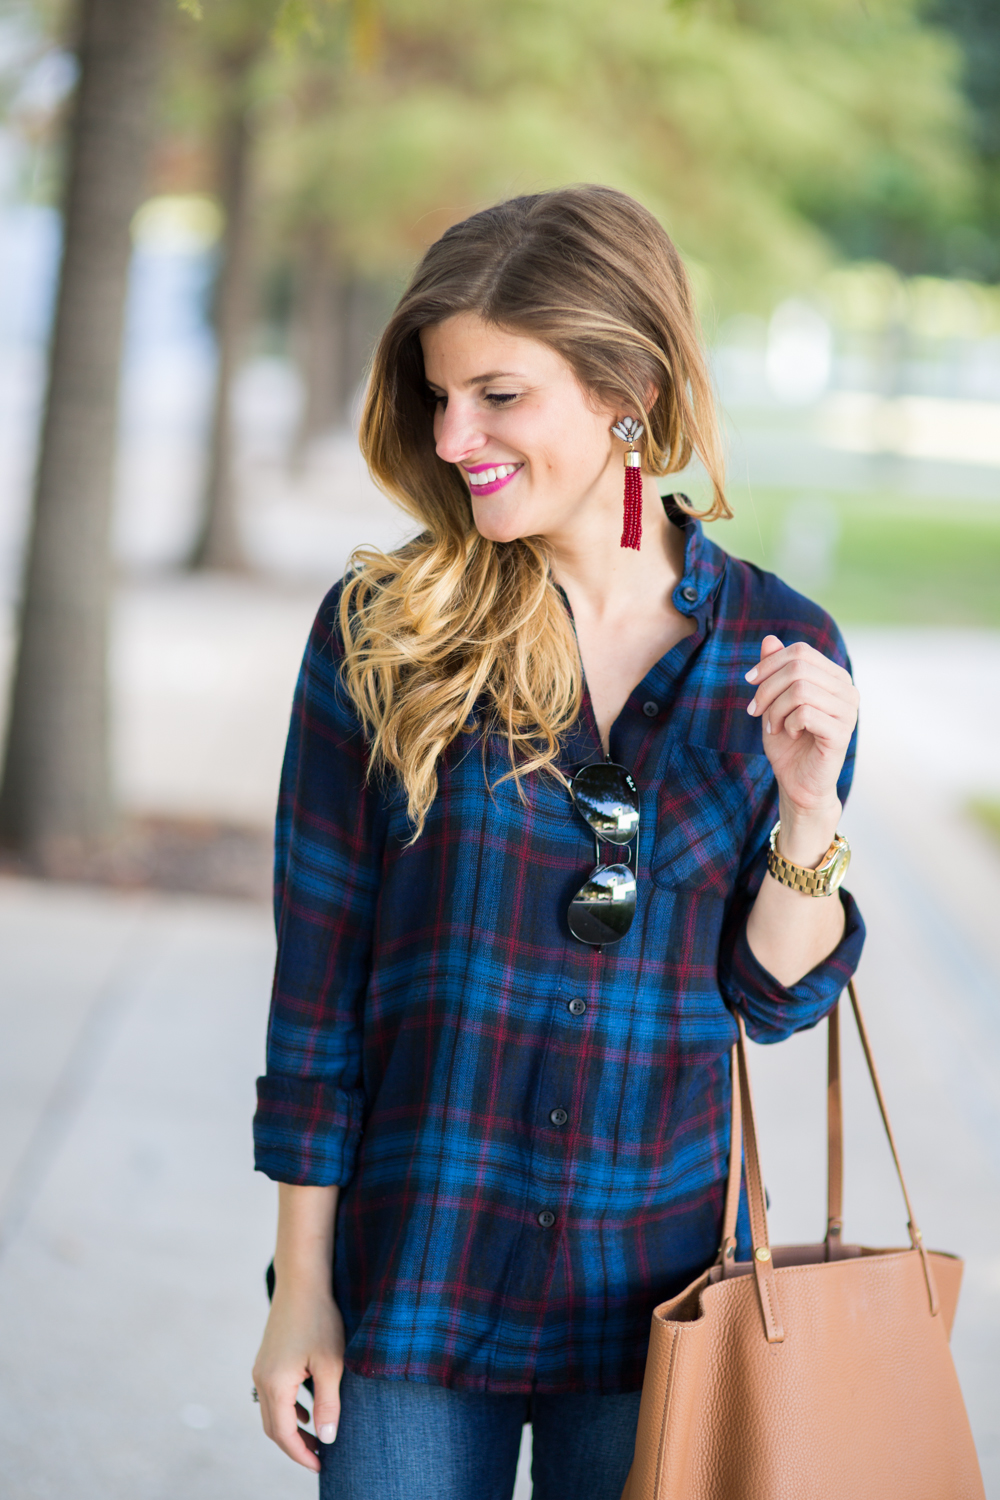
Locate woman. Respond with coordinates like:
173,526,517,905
252,185,863,1500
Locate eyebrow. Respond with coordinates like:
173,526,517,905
425,370,526,390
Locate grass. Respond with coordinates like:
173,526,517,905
695,488,1000,627
968,798,1000,849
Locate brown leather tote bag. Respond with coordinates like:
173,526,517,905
621,982,984,1500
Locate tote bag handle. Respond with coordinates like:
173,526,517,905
717,981,940,1343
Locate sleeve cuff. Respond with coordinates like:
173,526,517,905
721,888,866,1044
253,1075,366,1186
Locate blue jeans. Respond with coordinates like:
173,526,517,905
318,1369,642,1500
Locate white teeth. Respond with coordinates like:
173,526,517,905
469,463,520,485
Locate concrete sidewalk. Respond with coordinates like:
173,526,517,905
0,885,310,1500
1,608,998,1497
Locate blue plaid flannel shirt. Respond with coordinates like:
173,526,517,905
254,502,865,1393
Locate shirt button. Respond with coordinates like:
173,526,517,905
681,585,698,603
549,1108,568,1126
567,998,587,1016
537,1209,556,1228
642,700,659,718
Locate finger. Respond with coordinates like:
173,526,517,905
311,1358,344,1449
746,639,852,691
765,683,855,741
773,703,853,746
765,677,856,736
259,1382,321,1472
294,1398,321,1456
747,658,858,721
744,635,784,687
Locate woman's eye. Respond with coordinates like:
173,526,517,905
484,393,518,406
426,389,446,407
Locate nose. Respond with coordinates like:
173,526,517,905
434,395,486,466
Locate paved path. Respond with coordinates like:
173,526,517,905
1,593,998,1498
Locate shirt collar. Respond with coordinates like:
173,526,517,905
663,492,727,622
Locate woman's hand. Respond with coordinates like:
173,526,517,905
745,635,858,863
253,1181,343,1472
743,636,858,985
253,1283,345,1471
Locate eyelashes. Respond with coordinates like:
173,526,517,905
424,390,520,408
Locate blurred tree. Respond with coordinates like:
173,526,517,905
0,0,309,859
929,0,1000,280
168,0,371,555
178,1,275,569
261,0,974,339
0,0,165,863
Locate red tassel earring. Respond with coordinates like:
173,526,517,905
612,417,644,550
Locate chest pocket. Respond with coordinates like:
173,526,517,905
647,742,775,894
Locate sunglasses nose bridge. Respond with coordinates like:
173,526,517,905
567,761,640,946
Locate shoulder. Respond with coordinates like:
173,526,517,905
309,579,348,651
709,541,850,673
293,578,358,730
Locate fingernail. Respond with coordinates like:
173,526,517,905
747,699,757,716
765,719,772,735
318,1423,338,1445
745,667,758,682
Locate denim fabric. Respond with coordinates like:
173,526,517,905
318,1369,642,1500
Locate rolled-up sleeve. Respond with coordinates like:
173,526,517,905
719,884,866,1042
253,585,384,1185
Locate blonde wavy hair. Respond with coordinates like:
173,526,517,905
344,185,730,837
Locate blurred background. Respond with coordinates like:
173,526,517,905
0,1,998,1496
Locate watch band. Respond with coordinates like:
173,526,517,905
767,821,851,898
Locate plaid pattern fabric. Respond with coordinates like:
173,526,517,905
254,502,865,1394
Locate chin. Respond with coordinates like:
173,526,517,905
471,506,535,545
474,521,530,544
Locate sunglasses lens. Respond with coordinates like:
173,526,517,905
570,763,639,846
567,863,637,945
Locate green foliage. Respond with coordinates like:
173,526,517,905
245,0,975,312
703,487,1000,626
968,798,1000,849
930,0,1000,279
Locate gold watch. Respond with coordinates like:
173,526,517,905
767,821,851,898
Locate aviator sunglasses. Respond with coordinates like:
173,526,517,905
566,762,640,946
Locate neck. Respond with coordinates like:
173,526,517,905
547,479,685,618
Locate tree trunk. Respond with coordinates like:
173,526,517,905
0,0,163,862
189,77,257,570
290,226,348,466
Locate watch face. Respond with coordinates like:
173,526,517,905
827,845,851,892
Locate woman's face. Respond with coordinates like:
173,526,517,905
419,313,623,545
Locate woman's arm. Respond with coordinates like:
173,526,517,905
252,1184,344,1472
743,635,859,987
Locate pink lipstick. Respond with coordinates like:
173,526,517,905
463,462,523,498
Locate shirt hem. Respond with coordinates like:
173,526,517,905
343,1352,647,1397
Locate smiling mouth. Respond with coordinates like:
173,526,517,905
464,463,523,496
